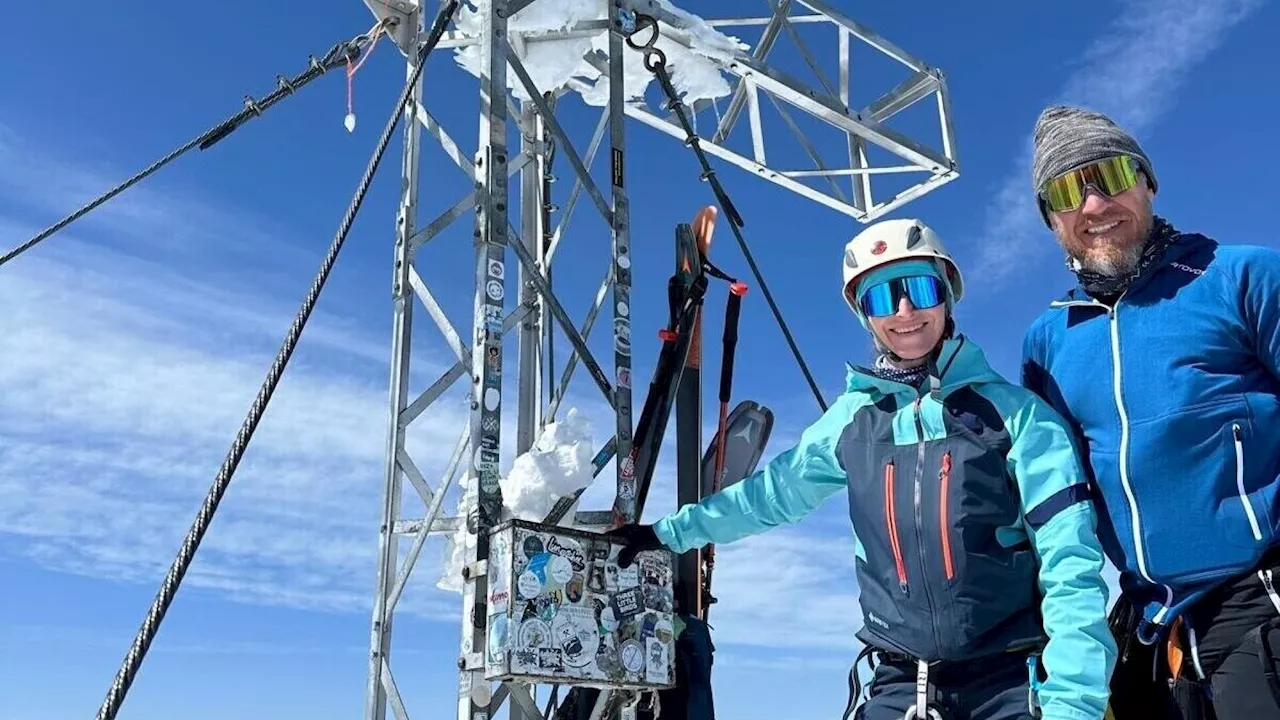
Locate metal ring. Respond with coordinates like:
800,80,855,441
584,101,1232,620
901,706,943,720
624,13,659,51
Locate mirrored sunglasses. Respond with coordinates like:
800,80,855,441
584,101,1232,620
1039,155,1141,213
856,275,946,318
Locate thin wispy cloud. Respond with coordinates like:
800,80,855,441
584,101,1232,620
0,128,851,654
975,0,1262,285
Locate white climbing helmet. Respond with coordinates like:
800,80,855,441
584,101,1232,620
841,218,964,314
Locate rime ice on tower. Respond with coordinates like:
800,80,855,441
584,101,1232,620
449,0,749,109
438,408,597,593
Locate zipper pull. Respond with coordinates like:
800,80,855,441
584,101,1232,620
1233,424,1242,441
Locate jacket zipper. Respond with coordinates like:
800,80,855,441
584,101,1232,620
1054,296,1173,617
912,397,941,648
884,461,908,592
1233,424,1263,541
939,451,954,581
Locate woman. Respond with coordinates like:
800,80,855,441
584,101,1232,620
610,218,1117,720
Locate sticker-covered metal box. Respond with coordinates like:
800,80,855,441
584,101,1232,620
484,519,676,690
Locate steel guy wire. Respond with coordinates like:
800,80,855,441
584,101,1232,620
0,20,388,271
92,4,460,720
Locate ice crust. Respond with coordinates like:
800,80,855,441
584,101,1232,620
438,407,597,592
450,0,749,108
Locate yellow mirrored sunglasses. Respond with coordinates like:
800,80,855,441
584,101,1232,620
1038,155,1141,213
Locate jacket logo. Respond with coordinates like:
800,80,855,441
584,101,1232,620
871,240,888,255
1170,261,1204,276
867,612,890,630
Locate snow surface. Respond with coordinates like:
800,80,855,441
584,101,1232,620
438,407,597,592
450,0,749,108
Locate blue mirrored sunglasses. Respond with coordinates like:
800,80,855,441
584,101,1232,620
858,275,946,317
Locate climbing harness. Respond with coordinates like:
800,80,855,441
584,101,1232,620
840,650,1044,720
906,661,946,720
87,4,462,720
619,9,827,413
843,645,878,720
0,18,394,271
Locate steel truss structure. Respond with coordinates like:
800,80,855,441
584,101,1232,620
358,1,957,719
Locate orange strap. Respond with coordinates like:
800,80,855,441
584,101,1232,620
1166,616,1185,682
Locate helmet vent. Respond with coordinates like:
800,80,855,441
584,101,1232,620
905,224,923,249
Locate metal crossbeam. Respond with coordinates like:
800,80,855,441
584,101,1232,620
358,1,958,719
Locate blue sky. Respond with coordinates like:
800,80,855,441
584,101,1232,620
1,0,1275,719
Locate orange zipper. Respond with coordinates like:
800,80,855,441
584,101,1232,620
884,461,908,591
939,451,954,581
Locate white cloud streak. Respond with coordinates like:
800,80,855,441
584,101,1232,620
0,124,859,659
975,0,1262,285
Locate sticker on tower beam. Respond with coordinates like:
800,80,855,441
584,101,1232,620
614,317,631,356
487,259,505,279
482,305,502,334
484,388,500,410
486,280,504,301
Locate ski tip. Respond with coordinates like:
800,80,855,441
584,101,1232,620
693,205,718,251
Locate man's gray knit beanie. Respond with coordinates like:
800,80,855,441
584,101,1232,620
1031,105,1157,225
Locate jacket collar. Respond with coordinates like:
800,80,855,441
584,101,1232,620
1050,228,1214,308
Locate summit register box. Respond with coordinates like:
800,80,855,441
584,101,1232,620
483,519,677,690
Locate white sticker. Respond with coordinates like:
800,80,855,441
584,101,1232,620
619,639,645,673
617,254,631,270
645,637,669,684
617,301,629,317
551,606,600,670
548,555,573,585
486,279,504,301
517,618,551,649
484,387,500,410
616,564,639,588
518,570,542,599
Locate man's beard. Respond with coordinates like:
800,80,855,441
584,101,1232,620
1070,235,1146,277
1061,203,1154,278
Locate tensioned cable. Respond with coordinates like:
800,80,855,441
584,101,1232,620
0,20,387,271
92,4,460,720
625,14,828,412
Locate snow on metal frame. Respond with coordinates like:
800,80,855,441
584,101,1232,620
449,0,749,108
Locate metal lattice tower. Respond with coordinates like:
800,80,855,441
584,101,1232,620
358,1,957,719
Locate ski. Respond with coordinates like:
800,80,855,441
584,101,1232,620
699,400,773,620
674,206,716,619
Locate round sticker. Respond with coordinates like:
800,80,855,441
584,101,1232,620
522,535,544,558
518,570,542,599
548,555,573,585
518,619,551,649
619,639,645,673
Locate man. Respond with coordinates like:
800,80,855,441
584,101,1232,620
1020,105,1280,719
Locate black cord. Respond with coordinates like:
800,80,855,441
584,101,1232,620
91,5,459,720
625,14,828,412
0,23,384,271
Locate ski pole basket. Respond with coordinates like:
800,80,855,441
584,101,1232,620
484,520,677,691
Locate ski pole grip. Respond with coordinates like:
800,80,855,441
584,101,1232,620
719,291,743,402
